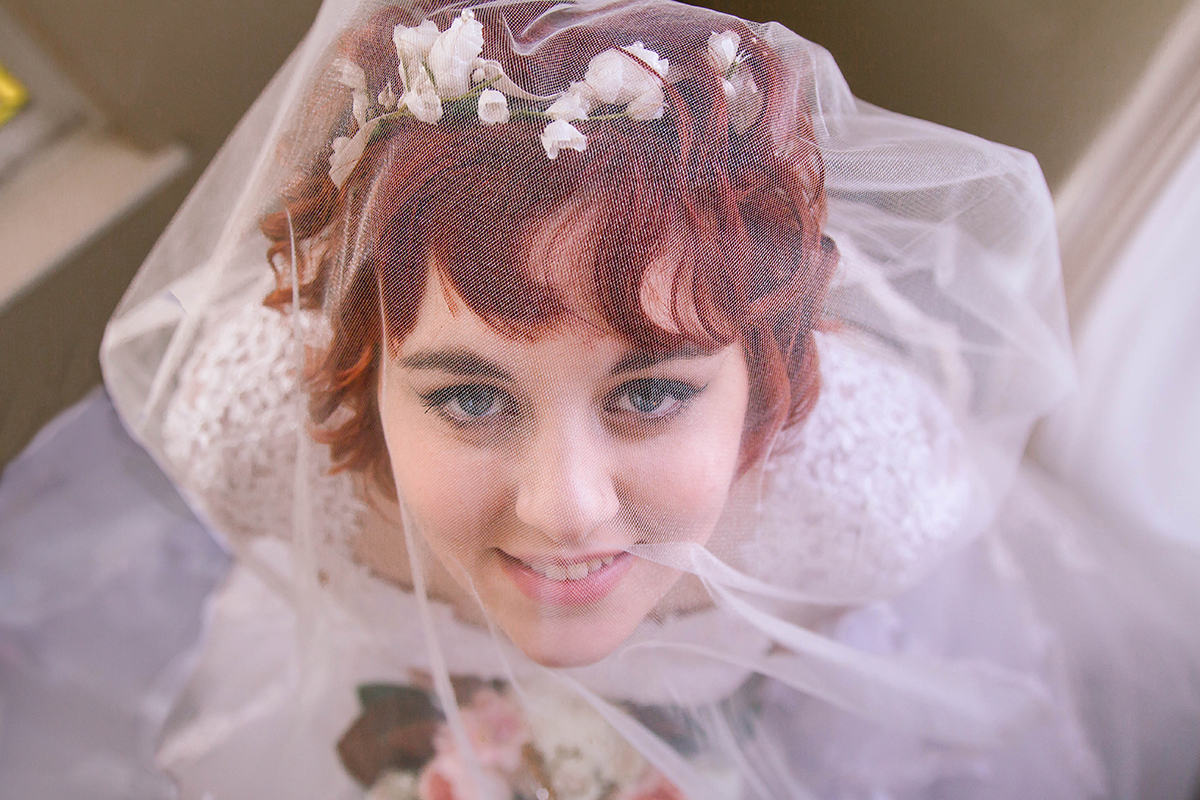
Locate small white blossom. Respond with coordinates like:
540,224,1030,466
352,90,371,126
706,30,741,73
393,20,440,65
545,89,591,122
331,135,352,160
477,88,509,125
622,41,669,78
377,81,398,110
334,58,367,91
582,46,665,106
426,8,485,97
540,119,587,159
404,66,443,123
334,59,372,125
472,65,487,83
625,85,664,120
328,116,382,188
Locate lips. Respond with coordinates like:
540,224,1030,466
500,550,634,605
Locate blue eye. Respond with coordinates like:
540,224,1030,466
612,379,702,418
422,385,507,421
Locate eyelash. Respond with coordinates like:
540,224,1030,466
418,379,705,426
419,384,514,423
607,378,703,419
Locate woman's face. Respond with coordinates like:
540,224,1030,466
378,269,750,667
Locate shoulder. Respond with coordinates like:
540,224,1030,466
161,301,364,546
748,333,974,601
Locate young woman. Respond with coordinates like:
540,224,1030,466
99,0,1200,798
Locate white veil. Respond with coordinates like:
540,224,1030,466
97,1,1120,798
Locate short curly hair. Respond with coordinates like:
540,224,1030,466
262,0,838,495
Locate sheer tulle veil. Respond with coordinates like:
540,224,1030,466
96,1,1199,798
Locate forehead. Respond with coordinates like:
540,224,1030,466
393,267,627,370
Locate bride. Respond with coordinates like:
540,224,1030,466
98,0,1200,797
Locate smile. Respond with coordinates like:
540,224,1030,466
522,554,618,582
500,551,635,605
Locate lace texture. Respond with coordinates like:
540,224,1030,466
162,304,366,553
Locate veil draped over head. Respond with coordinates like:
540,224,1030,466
99,0,1193,798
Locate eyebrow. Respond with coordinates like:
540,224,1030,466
398,342,717,382
397,349,516,382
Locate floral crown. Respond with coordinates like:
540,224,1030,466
328,8,756,187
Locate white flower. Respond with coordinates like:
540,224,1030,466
404,66,443,124
393,20,440,65
522,679,644,788
426,8,485,97
333,58,372,126
377,81,399,110
328,116,382,188
582,44,666,106
334,58,367,91
625,85,664,120
405,89,443,124
706,30,741,73
352,90,371,127
331,135,352,160
545,89,591,122
477,88,509,125
366,769,420,800
622,41,669,78
540,119,587,159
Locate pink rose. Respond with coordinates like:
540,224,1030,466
418,751,510,800
418,687,530,800
458,687,531,774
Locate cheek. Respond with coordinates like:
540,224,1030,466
621,370,749,540
629,431,741,538
379,400,507,558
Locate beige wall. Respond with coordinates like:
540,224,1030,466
6,0,1189,188
736,0,1191,190
0,0,1191,467
2,0,321,159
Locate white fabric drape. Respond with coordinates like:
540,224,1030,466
1036,131,1200,549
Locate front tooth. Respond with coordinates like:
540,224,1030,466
586,558,604,572
543,563,568,581
566,562,589,581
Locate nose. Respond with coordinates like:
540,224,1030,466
514,418,620,543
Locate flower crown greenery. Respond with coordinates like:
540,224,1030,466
328,8,752,187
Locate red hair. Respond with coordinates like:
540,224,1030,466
263,1,838,493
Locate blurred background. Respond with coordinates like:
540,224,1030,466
1,0,1198,541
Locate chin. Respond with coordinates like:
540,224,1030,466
506,620,634,668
